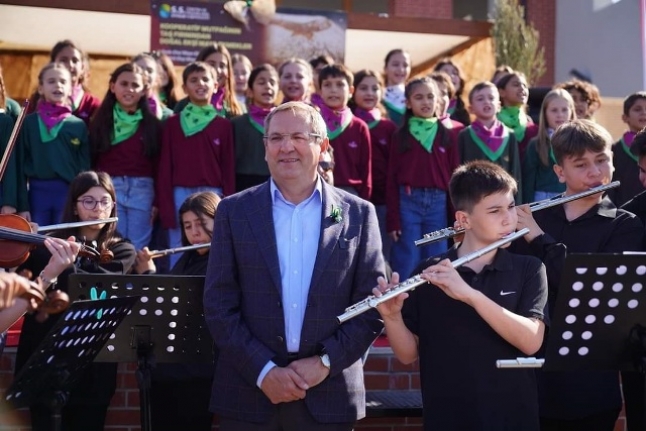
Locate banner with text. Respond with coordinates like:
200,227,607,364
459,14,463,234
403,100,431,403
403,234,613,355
150,1,347,66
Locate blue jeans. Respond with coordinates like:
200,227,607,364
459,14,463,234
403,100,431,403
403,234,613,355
112,176,155,251
390,187,447,279
28,178,69,226
169,186,222,267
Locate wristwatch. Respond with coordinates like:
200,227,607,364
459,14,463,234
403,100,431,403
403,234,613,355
319,353,331,369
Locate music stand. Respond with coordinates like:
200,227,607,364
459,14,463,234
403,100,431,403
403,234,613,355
543,253,646,372
4,297,139,431
67,274,214,431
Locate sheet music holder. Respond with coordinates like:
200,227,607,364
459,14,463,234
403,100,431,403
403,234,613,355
543,253,646,372
67,274,214,431
4,297,139,431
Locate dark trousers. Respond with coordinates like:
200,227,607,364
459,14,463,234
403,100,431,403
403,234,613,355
219,399,354,431
622,371,646,431
540,408,621,431
29,403,109,431
151,378,213,431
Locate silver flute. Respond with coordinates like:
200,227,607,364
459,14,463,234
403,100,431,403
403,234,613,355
415,181,620,247
336,228,530,324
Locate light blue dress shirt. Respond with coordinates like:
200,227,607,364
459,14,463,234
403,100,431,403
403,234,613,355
256,178,323,387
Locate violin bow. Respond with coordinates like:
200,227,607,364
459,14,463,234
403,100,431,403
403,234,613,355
0,100,29,182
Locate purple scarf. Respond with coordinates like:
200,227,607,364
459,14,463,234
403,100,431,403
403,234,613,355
470,119,507,153
353,107,381,128
309,93,325,110
248,104,273,133
318,103,353,139
37,100,72,130
211,88,225,111
624,131,637,147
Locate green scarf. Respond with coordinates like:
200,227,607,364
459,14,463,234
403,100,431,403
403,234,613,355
497,106,528,142
37,117,66,143
408,117,439,152
621,137,639,163
181,103,217,137
468,127,510,162
112,104,143,145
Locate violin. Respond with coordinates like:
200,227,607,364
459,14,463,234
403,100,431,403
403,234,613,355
0,214,113,268
20,273,69,321
0,103,113,268
0,271,69,321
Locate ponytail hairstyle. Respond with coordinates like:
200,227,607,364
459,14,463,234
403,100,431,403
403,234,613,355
50,39,88,87
28,63,72,108
433,58,465,97
397,77,448,153
348,69,387,117
247,63,278,95
536,89,576,167
89,63,161,162
178,191,221,246
150,51,181,109
196,43,244,116
382,49,411,87
495,71,529,108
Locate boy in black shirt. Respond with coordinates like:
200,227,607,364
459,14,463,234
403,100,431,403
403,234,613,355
515,119,645,431
374,160,548,431
621,127,646,227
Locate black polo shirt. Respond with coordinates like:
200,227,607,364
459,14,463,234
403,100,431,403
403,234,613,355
512,196,645,420
622,189,646,228
402,246,548,431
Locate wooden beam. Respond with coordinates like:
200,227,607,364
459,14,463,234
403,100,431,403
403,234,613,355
410,36,488,76
1,1,493,39
346,13,491,37
0,0,149,15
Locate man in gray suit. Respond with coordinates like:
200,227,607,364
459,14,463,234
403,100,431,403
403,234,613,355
204,101,385,430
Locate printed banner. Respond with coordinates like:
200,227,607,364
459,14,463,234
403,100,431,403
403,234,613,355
150,0,347,66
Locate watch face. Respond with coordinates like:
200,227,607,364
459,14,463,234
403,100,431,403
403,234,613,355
321,353,331,368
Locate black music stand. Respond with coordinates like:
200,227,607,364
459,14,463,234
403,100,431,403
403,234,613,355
543,253,646,430
67,274,214,431
4,297,139,431
543,253,646,371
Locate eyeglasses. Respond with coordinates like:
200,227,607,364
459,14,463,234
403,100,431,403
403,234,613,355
263,132,322,147
318,160,335,171
77,197,114,211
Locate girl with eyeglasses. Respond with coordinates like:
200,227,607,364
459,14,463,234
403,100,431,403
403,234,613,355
14,170,136,431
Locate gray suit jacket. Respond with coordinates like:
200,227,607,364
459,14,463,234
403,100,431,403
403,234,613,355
204,179,385,423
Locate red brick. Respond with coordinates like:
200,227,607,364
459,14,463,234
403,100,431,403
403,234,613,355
364,355,390,372
389,373,411,390
105,410,142,426
110,390,127,408
126,390,140,407
364,373,390,390
390,359,419,372
393,0,452,20
526,0,555,85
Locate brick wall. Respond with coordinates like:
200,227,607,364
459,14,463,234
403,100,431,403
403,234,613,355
0,347,628,431
0,348,423,431
392,0,452,20
526,0,556,86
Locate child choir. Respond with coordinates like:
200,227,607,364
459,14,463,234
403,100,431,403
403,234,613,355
2,37,646,431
